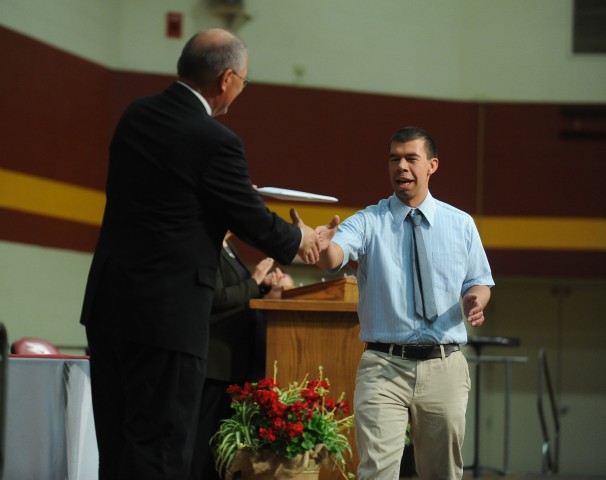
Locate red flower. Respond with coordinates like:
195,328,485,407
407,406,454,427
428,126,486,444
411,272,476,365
257,378,278,390
285,421,304,438
259,427,276,442
337,400,350,414
288,400,306,417
307,379,329,390
252,388,278,407
301,388,320,404
226,384,242,397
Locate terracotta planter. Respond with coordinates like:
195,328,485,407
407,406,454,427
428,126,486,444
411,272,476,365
240,467,320,480
228,449,324,480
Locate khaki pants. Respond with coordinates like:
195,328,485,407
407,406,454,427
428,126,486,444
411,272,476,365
354,349,470,480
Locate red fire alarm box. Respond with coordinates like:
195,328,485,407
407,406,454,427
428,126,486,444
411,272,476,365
166,12,183,39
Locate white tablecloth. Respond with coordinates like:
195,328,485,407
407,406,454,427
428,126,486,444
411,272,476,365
4,356,98,480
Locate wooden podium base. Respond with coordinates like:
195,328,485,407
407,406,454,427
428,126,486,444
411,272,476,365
250,278,362,480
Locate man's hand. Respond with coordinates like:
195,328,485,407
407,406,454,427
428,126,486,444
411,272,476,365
291,208,320,264
251,257,275,285
262,268,293,299
315,215,340,252
462,286,491,327
463,294,484,327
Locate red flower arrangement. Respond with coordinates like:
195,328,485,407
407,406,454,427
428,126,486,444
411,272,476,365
212,362,354,479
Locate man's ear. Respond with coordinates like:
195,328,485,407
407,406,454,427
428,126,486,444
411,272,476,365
429,157,439,176
218,69,232,93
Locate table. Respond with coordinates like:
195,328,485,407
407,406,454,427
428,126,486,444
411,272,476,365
4,356,98,480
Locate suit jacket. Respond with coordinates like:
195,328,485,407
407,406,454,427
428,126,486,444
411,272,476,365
80,82,301,357
207,243,265,382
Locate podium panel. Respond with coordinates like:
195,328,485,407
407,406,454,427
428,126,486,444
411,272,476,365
250,279,363,480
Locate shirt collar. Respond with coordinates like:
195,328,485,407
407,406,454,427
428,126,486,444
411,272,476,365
177,81,212,116
389,191,436,226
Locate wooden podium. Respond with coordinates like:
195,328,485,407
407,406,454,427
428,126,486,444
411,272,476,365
249,277,363,480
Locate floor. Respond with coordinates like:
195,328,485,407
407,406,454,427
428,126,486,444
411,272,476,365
399,472,606,480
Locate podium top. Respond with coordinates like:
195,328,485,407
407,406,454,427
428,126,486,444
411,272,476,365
467,336,521,348
250,277,358,312
282,277,358,302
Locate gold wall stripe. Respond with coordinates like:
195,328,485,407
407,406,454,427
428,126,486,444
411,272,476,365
0,168,105,226
1,168,604,251
270,206,606,252
474,216,605,252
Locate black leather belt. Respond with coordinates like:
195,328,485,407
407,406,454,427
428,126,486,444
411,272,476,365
366,342,460,360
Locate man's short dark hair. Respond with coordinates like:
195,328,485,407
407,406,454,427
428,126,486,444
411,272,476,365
390,126,438,159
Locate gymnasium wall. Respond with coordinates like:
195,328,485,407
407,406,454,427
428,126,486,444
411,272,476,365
1,26,604,276
1,1,605,473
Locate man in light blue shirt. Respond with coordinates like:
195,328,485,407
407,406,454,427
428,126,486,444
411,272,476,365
316,126,494,479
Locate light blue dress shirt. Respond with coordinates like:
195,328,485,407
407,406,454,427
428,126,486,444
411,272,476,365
333,191,494,345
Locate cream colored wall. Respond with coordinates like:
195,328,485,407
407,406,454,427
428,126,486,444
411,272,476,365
0,0,121,67
0,240,91,353
458,276,606,475
1,0,605,101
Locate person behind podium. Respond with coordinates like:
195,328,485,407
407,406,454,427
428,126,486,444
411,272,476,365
80,28,323,480
315,126,494,479
193,232,293,479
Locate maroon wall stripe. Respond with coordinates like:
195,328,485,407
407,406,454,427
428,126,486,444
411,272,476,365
486,249,606,277
0,208,99,253
483,104,606,218
219,83,479,212
0,27,112,190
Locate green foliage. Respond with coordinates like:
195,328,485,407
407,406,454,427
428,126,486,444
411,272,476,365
211,363,354,479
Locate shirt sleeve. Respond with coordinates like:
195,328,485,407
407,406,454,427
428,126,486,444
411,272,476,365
333,210,368,270
461,218,495,294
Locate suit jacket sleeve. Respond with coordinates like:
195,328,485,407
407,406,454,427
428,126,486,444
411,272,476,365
211,247,261,321
180,115,301,265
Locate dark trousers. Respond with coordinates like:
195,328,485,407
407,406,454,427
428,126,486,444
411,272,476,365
86,325,206,480
190,378,233,480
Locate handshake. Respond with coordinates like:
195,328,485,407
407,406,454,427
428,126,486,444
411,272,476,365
291,208,340,265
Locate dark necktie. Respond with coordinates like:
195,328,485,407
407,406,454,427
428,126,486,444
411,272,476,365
225,243,250,280
409,210,438,321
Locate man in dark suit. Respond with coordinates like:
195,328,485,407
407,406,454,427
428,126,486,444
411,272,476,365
80,28,321,480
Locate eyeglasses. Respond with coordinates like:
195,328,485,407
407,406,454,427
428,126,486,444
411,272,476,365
232,70,249,88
